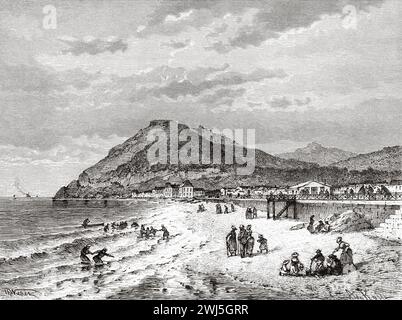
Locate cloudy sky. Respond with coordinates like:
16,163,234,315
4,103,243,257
0,0,401,196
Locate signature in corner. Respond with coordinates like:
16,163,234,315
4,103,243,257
2,288,40,297
345,289,385,300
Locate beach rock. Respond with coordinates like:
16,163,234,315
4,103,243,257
290,223,306,231
328,209,373,233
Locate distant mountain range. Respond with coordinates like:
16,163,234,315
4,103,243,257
54,121,401,199
332,146,402,172
277,142,356,166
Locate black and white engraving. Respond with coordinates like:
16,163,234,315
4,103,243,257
0,0,401,301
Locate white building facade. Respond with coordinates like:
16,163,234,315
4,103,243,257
179,181,194,198
289,181,331,195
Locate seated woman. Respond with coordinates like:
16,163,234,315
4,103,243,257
280,252,304,276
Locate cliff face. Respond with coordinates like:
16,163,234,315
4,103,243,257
54,120,315,199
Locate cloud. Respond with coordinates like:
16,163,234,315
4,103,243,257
295,97,312,106
142,0,384,49
0,13,43,41
165,10,194,22
60,38,128,56
132,67,287,100
0,62,61,93
198,88,246,107
0,135,126,166
206,23,229,38
0,0,399,155
161,39,191,49
269,97,292,109
267,96,312,109
228,26,277,48
0,61,97,93
0,134,127,196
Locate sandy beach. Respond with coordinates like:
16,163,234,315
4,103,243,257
111,200,402,300
1,198,400,300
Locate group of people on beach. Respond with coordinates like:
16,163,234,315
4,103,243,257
280,237,356,277
307,215,331,234
197,203,206,212
103,221,130,232
139,224,170,240
216,203,235,214
226,225,268,258
245,207,258,219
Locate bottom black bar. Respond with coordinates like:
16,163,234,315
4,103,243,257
0,300,397,318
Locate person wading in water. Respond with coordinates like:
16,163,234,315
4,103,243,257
82,218,90,228
160,225,170,240
92,248,114,265
80,244,94,264
139,225,146,238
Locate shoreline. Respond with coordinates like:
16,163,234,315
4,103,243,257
0,199,400,299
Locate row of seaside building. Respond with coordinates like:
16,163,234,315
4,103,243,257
131,179,402,199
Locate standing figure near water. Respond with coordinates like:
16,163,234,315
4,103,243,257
257,234,268,253
92,248,114,265
231,203,235,212
226,225,237,256
245,225,254,257
150,226,157,237
245,207,251,219
145,227,151,239
252,207,257,219
224,205,229,214
82,218,90,228
139,225,146,238
238,225,246,258
216,203,222,214
80,244,94,264
103,224,110,232
333,237,356,274
160,225,170,240
307,215,315,233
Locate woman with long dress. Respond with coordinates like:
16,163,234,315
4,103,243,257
245,225,254,257
226,226,237,256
